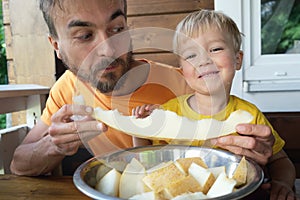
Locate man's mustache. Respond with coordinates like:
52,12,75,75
93,57,122,71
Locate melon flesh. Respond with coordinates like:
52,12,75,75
94,108,253,140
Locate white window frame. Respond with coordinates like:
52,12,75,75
215,0,300,112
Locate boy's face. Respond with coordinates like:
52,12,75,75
48,0,132,93
178,27,243,96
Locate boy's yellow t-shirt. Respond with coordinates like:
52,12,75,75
155,94,285,154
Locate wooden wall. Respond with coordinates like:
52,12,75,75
2,0,55,86
127,0,214,67
265,113,300,178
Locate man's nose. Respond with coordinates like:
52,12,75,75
96,33,115,57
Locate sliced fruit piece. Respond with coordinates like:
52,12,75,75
119,158,147,199
129,191,156,200
94,107,253,140
163,175,202,199
232,156,248,187
143,163,186,192
95,168,121,197
188,163,215,194
171,192,207,200
208,166,226,179
96,164,112,182
207,172,237,198
175,157,208,175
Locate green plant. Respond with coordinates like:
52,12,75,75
0,0,7,84
0,0,7,129
261,0,300,54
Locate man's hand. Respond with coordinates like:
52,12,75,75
212,124,275,165
48,104,107,156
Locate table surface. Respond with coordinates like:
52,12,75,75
0,175,90,200
0,174,299,199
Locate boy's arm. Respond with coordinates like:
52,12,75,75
266,149,297,199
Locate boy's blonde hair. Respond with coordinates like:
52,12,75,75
173,9,242,54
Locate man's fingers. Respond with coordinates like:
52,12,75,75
217,144,269,165
236,123,273,139
216,135,272,165
51,104,94,122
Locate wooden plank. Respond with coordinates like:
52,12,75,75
7,61,16,84
4,26,13,60
134,52,179,67
0,97,27,114
127,0,214,16
129,13,188,54
0,175,90,199
0,125,28,174
265,112,300,149
128,13,188,30
2,0,10,25
0,84,49,98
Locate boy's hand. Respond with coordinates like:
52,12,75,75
132,104,159,118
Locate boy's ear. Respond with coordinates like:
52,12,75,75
48,36,62,59
235,50,243,71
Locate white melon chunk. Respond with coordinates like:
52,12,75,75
119,158,147,199
206,172,236,198
188,163,215,194
129,191,156,200
171,192,207,200
208,166,226,179
95,168,121,197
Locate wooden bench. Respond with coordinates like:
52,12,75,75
0,84,49,174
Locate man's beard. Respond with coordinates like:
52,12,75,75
61,52,133,93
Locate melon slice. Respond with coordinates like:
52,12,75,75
119,158,147,199
94,107,253,140
232,156,248,187
95,168,121,197
206,172,237,198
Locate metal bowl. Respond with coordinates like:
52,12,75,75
73,145,264,200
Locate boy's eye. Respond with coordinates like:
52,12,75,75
184,54,196,60
210,47,223,53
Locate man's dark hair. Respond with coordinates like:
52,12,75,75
39,0,127,39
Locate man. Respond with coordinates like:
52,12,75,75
11,0,275,177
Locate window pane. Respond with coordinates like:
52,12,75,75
261,0,300,54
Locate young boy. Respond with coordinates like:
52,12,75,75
132,10,297,199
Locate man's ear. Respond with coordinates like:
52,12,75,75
48,36,61,59
235,50,243,71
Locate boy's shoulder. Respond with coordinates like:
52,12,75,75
230,95,260,111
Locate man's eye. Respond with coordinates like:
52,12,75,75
76,33,93,41
110,26,125,34
210,47,223,52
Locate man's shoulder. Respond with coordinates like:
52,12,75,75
49,70,76,99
